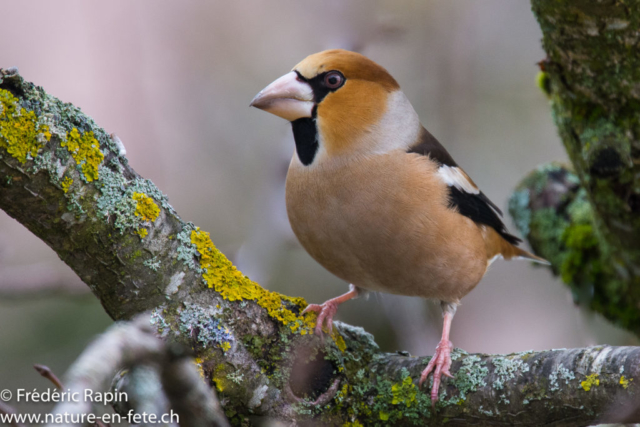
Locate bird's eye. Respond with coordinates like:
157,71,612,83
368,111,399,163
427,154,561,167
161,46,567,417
324,71,344,89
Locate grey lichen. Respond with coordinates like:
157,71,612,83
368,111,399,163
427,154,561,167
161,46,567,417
447,354,489,405
176,222,202,272
31,151,64,185
478,405,494,416
95,166,139,231
508,189,531,237
492,356,530,391
248,385,268,409
165,271,184,295
94,165,170,234
150,307,170,337
177,303,232,349
549,363,575,392
227,371,244,385
143,256,161,272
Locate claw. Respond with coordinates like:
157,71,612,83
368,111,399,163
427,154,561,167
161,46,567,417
302,287,360,337
303,300,339,335
419,339,453,406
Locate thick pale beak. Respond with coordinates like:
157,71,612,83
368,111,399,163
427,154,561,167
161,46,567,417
250,71,314,121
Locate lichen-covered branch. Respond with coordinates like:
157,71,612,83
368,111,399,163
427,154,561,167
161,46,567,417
1,68,639,425
45,315,228,427
508,1,640,334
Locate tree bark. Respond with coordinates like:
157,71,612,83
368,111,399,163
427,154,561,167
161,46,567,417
509,1,640,335
1,64,638,425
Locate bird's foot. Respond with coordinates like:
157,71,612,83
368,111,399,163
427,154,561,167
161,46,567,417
419,339,454,406
302,300,340,335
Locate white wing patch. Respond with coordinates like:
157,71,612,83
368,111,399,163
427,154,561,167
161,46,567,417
437,165,479,194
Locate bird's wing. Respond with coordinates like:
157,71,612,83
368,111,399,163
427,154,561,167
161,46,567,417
408,127,521,245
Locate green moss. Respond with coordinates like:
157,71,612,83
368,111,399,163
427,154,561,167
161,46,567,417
370,368,432,425
529,0,640,334
0,89,51,163
559,223,599,284
529,207,569,266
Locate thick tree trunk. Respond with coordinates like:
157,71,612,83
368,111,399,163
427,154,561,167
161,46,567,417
509,1,640,335
1,41,638,427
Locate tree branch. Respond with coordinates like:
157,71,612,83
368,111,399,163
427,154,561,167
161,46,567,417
46,314,228,427
509,1,640,335
0,65,638,425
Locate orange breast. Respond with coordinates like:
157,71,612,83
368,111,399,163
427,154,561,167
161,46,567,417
285,151,488,303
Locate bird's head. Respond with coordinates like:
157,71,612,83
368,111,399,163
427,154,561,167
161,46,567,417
251,49,420,165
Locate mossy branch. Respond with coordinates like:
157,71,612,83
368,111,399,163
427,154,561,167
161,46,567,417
508,1,640,335
1,69,639,426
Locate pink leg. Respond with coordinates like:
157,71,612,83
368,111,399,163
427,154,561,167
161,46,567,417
302,285,359,335
419,303,456,405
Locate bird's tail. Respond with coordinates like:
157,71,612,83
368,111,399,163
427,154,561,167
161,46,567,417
509,246,550,265
484,227,550,265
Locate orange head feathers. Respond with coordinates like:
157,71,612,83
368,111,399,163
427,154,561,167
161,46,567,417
293,49,399,91
251,49,419,164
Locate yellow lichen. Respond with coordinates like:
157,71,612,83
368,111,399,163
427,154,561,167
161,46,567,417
61,176,73,193
620,375,632,389
62,128,103,182
132,192,160,222
343,421,363,427
193,357,204,378
136,228,148,238
0,89,51,163
379,412,389,421
221,341,231,352
333,332,347,353
212,364,227,392
190,227,317,333
581,373,600,391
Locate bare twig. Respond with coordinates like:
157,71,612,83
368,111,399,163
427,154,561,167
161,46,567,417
34,364,65,390
44,315,228,427
0,402,25,427
161,345,229,427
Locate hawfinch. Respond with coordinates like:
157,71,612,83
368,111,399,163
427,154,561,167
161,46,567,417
250,49,547,404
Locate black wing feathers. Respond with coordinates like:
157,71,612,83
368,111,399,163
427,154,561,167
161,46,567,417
448,188,521,245
407,127,521,245
477,191,503,216
408,127,458,167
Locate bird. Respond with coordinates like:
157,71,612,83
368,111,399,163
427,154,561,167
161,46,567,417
250,49,548,404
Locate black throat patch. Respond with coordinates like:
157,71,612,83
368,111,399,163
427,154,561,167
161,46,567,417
290,71,345,166
291,109,319,166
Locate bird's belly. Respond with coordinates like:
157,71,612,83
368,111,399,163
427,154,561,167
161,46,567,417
285,155,487,302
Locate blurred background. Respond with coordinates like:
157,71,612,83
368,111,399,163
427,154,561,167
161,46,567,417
1,0,637,415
